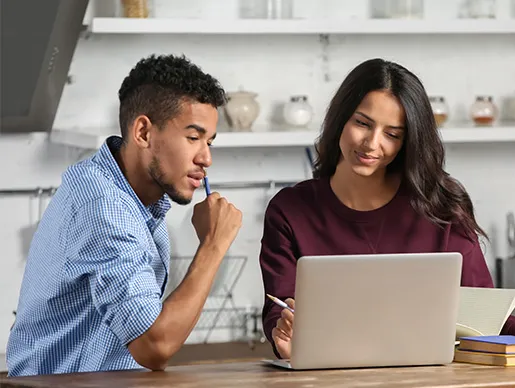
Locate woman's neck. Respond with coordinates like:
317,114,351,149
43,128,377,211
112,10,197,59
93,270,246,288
330,164,401,211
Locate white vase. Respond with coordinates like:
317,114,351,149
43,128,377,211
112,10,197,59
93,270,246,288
224,91,260,131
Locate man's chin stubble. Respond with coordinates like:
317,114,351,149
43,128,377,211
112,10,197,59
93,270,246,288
167,191,192,205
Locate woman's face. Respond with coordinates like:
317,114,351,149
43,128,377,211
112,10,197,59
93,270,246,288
338,90,406,178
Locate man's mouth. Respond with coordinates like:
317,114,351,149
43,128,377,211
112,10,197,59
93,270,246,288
187,171,205,189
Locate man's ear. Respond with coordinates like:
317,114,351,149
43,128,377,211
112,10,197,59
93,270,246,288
130,115,153,149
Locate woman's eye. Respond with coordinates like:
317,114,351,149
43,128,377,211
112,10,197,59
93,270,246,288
356,119,369,127
387,133,400,139
188,137,199,141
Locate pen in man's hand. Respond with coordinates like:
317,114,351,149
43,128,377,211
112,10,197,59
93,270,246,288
203,169,211,196
266,294,294,313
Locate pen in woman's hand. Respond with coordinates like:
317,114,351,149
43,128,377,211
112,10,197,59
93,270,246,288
266,293,294,313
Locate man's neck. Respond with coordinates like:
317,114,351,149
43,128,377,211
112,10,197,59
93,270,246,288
115,145,163,206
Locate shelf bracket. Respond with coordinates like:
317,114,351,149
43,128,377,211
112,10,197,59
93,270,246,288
319,33,331,82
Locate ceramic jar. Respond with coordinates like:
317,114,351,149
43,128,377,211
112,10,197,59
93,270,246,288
283,95,314,127
224,91,260,131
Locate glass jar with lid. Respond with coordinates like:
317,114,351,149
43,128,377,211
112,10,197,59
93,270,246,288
370,0,424,19
429,96,449,127
283,95,314,128
120,0,152,18
239,0,269,18
463,0,496,18
470,96,498,125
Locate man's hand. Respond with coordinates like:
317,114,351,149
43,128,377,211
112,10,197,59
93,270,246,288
191,192,242,253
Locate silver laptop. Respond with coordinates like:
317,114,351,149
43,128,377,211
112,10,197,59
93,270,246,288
264,252,462,370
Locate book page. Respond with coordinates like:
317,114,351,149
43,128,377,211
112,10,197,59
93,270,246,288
456,287,515,338
456,323,484,339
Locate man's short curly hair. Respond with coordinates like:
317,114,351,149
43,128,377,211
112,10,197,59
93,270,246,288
118,54,226,140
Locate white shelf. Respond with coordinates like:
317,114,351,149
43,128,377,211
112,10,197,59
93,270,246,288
51,125,515,150
49,128,319,149
90,18,515,35
441,126,515,143
50,129,111,150
212,130,320,147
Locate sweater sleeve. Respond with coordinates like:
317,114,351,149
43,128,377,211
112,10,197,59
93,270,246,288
460,238,494,288
460,237,515,335
259,199,298,358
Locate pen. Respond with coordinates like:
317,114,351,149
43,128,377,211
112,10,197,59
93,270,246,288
266,294,294,313
203,170,211,196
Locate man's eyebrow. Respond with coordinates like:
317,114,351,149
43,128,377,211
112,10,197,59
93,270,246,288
185,124,206,134
185,124,216,140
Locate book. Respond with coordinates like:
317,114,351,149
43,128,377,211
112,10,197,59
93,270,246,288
454,349,515,366
458,335,515,354
455,287,515,341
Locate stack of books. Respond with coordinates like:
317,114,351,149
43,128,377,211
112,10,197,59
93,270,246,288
454,335,515,366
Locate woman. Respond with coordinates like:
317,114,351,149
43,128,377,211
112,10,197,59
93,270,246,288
259,58,515,359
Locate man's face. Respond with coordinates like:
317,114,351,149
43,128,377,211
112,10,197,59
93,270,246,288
146,101,218,205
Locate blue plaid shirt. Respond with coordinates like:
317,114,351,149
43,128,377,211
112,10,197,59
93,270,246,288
7,136,171,376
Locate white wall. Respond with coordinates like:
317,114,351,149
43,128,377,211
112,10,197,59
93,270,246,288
1,0,515,350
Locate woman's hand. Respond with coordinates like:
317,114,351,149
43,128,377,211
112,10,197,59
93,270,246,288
271,298,295,359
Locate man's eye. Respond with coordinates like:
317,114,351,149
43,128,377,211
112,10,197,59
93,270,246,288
188,137,199,141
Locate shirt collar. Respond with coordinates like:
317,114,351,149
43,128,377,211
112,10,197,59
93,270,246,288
93,135,171,222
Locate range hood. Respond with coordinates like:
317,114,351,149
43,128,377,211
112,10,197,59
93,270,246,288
0,0,88,134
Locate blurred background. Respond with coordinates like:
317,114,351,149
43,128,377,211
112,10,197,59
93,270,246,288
1,0,514,367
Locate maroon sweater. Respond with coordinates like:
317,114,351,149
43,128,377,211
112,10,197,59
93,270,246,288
259,177,515,356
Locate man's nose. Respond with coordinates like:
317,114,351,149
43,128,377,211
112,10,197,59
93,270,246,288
195,144,212,167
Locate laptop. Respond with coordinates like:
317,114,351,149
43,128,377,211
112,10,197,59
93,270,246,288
264,252,462,370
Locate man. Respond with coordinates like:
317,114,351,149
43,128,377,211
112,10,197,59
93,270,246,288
7,54,242,376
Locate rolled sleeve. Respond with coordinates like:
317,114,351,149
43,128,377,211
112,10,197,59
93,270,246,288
109,296,162,345
65,196,163,346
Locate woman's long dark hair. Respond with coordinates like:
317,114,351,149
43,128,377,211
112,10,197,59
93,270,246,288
313,58,486,240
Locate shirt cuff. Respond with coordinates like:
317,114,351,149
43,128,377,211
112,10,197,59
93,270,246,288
263,310,283,359
109,297,162,346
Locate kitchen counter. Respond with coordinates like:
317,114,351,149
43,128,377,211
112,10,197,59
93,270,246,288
0,341,275,376
2,360,515,388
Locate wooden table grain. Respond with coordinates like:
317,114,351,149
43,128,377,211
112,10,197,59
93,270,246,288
1,360,514,388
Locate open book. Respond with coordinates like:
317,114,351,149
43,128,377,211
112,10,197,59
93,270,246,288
456,287,515,341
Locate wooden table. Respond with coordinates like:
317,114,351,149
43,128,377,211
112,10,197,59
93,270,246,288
1,360,514,388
